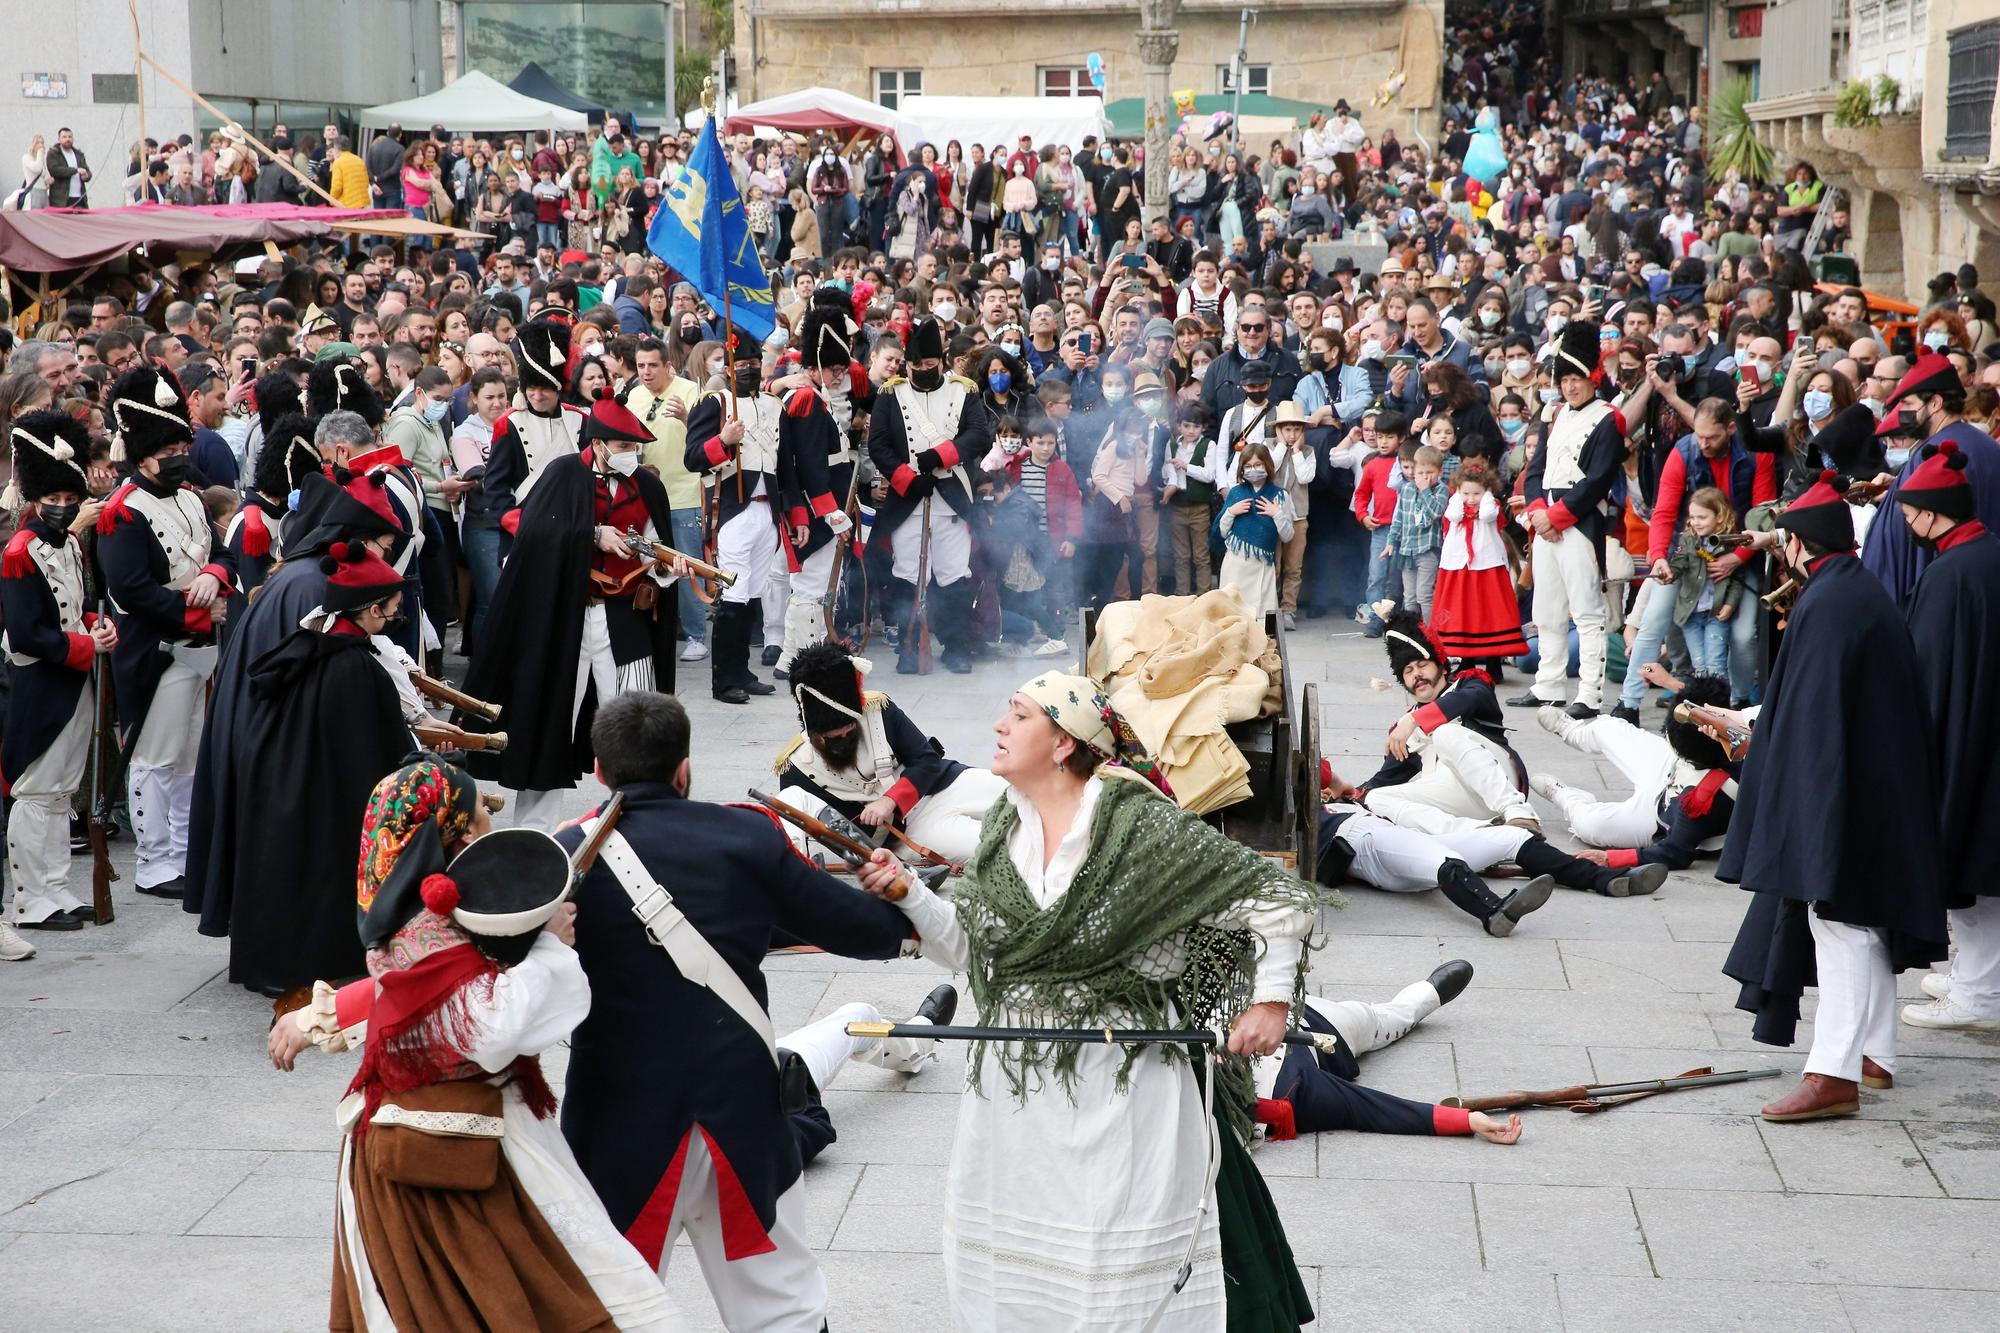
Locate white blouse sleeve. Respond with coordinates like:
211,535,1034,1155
890,875,972,972
459,933,593,1073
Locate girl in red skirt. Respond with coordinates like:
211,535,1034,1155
1431,461,1529,664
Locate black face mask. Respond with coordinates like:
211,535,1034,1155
152,455,193,488
818,731,860,769
381,612,409,634
37,503,79,537
910,364,944,392
734,366,763,395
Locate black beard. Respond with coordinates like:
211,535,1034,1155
818,735,861,769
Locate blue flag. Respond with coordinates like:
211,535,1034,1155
647,115,776,343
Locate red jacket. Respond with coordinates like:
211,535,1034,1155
1354,452,1400,525
1003,454,1083,547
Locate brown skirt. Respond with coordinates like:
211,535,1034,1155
330,1130,617,1333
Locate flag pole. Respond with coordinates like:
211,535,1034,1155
700,76,743,502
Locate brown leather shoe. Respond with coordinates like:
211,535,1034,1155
1860,1057,1893,1090
1761,1074,1860,1122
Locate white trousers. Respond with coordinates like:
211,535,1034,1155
1806,912,1897,1081
781,1001,936,1090
1529,527,1608,708
1335,809,1530,889
779,541,839,673
1365,722,1535,828
1946,899,2000,1018
6,690,92,922
656,1132,826,1333
1254,987,1441,1098
127,649,214,889
718,502,780,606
889,504,971,587
906,768,1010,864
1541,713,1674,849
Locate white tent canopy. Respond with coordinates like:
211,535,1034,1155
893,96,1111,153
721,86,900,140
358,71,589,133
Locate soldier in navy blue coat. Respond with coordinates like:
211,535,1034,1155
96,368,233,898
553,691,916,1330
0,412,117,942
1721,470,1946,1122
1890,443,2000,1035
865,317,994,673
771,305,861,675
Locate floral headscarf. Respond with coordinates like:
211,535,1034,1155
1019,672,1172,797
356,757,478,913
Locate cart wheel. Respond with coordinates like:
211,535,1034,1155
1295,681,1321,885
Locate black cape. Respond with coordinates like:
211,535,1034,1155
224,628,411,993
1720,553,1947,1045
1904,523,2000,905
463,454,674,793
184,509,373,934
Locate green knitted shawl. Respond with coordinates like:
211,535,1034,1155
954,774,1335,1123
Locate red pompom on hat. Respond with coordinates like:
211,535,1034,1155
420,873,460,916
1898,440,1974,520
1775,468,1856,552
318,539,404,616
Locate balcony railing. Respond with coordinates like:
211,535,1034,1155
1945,21,2000,160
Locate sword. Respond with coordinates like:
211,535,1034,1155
844,1020,1342,1056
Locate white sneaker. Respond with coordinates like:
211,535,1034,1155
1033,636,1069,658
679,640,709,662
1282,612,1297,631
1528,773,1566,801
0,921,35,961
1899,998,2000,1031
1920,972,1952,1001
1536,705,1571,738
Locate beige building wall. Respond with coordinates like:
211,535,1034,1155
736,0,1441,130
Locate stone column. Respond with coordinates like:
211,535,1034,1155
1138,0,1182,222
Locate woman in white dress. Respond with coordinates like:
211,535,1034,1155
858,672,1320,1331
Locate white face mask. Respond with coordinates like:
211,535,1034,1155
707,357,725,377
1000,342,1021,359
1479,309,1502,328
1102,385,1129,403
1360,339,1383,362
1506,356,1532,380
605,450,640,477
1242,467,1269,485
1538,386,1561,405
1546,313,1569,335
935,301,958,323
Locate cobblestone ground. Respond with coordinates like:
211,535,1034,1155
1,615,1996,1331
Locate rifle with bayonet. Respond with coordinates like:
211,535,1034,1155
84,622,120,926
1441,1065,1780,1114
845,1019,1344,1055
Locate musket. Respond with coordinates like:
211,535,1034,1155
411,670,501,721
845,1019,1343,1056
911,494,934,674
85,628,118,926
413,720,508,752
569,790,624,878
1441,1066,1781,1114
1672,701,1753,763
621,526,738,590
1600,573,1658,588
748,788,955,897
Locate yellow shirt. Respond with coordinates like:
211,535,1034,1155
625,376,704,509
330,151,369,209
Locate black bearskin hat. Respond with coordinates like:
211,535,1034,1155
905,316,946,364
105,367,194,465
800,305,857,372
789,640,869,735
1553,320,1601,382
7,410,91,502
1381,608,1445,686
722,325,763,365
513,316,572,392
254,368,304,436
253,412,322,499
307,357,384,427
1664,675,1733,769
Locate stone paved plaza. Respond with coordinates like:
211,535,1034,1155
1,618,1997,1331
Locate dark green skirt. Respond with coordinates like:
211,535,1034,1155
1208,1071,1314,1329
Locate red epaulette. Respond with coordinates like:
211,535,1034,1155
96,482,139,535
499,508,522,536
783,387,820,418
848,362,870,397
240,506,271,558
1,528,35,580
492,408,514,438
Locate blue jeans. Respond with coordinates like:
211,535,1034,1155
669,507,706,645
1360,525,1397,624
536,221,562,249
461,524,503,649
1620,574,1759,706
1683,609,1730,679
